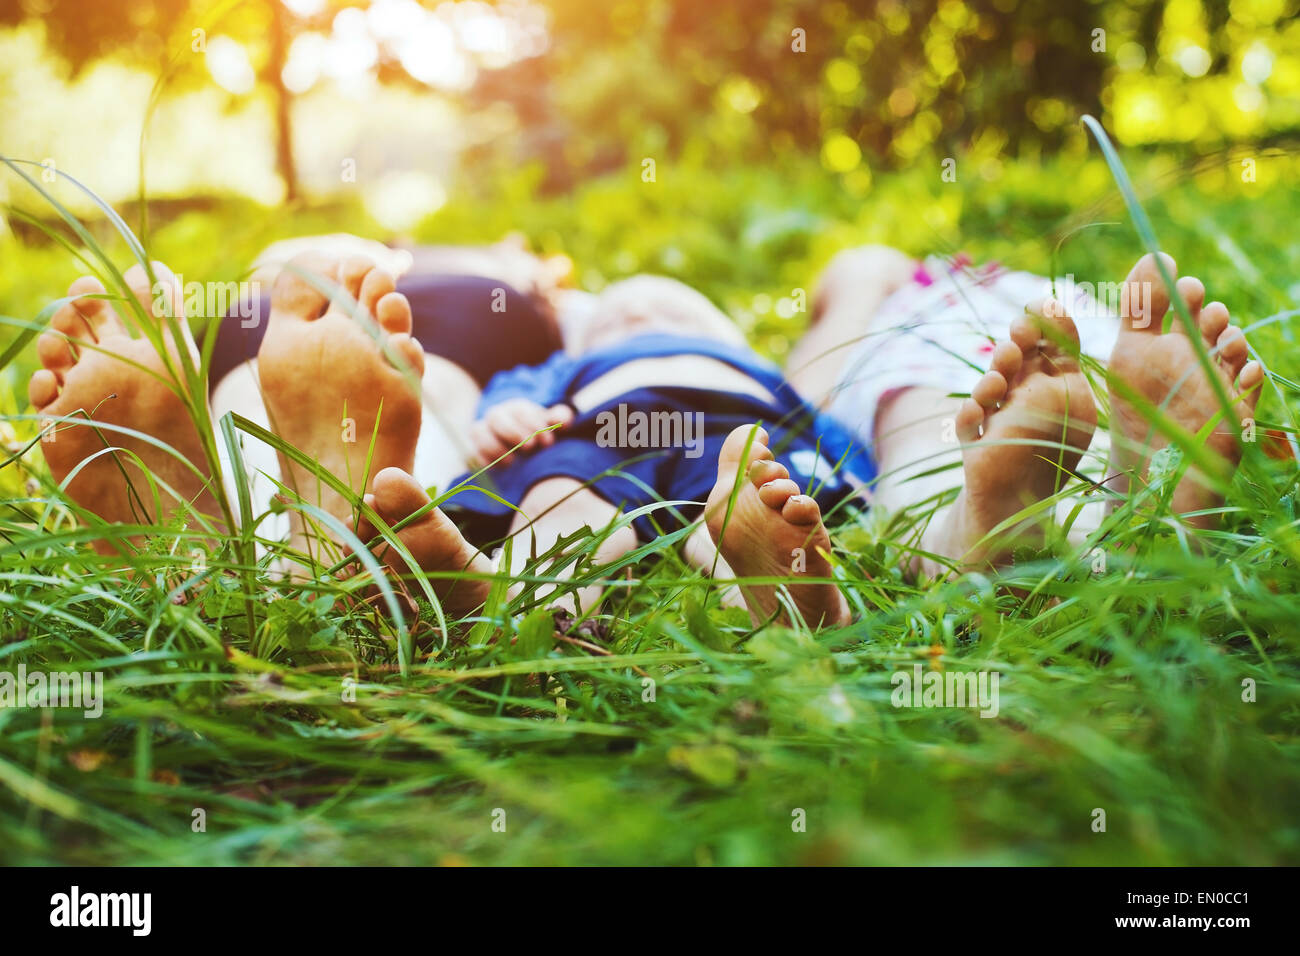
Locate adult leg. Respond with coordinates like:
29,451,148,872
784,245,916,407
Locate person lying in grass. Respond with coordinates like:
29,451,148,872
27,248,1265,632
203,236,572,563
785,245,1270,576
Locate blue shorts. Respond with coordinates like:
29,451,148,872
441,386,871,545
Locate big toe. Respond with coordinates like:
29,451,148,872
270,252,334,321
717,423,773,473
371,466,432,522
1122,252,1176,332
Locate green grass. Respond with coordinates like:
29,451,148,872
1,143,1299,866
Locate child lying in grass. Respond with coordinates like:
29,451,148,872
27,247,1265,631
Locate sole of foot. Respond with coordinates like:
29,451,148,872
937,299,1097,570
705,424,849,628
27,263,219,556
1107,252,1264,527
257,254,426,554
354,466,492,619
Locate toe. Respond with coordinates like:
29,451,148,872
386,332,426,378
271,253,333,321
336,257,375,303
1216,326,1249,378
989,340,1023,382
758,477,800,510
1237,360,1264,412
28,368,59,409
62,276,121,340
375,290,413,335
1010,314,1042,358
356,492,380,542
51,303,93,350
1199,301,1230,345
1031,298,1081,355
37,330,75,377
359,266,396,314
1173,276,1205,332
718,424,772,470
781,494,822,526
955,398,984,442
1121,252,1176,332
124,261,184,323
371,466,432,521
971,369,1008,409
749,458,790,488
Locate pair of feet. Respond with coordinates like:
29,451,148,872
31,255,490,614
708,253,1264,625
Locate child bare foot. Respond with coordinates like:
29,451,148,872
257,255,425,555
353,467,492,618
27,264,220,555
925,300,1097,571
1107,253,1264,528
705,425,850,627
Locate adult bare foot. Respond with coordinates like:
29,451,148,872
923,300,1097,571
27,264,220,556
257,255,425,558
705,425,850,627
353,466,492,618
1107,253,1264,529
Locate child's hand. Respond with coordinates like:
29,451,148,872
469,399,574,467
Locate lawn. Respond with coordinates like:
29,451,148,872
1,144,1298,866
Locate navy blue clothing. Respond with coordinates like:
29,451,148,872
442,334,874,544
207,274,562,391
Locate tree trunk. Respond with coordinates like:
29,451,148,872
268,0,297,201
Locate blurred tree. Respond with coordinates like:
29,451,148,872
1,0,306,198
478,0,1296,184
521,0,1115,170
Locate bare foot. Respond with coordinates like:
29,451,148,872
354,467,492,618
705,425,849,627
257,255,425,556
1107,253,1264,528
925,300,1097,571
27,264,220,555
